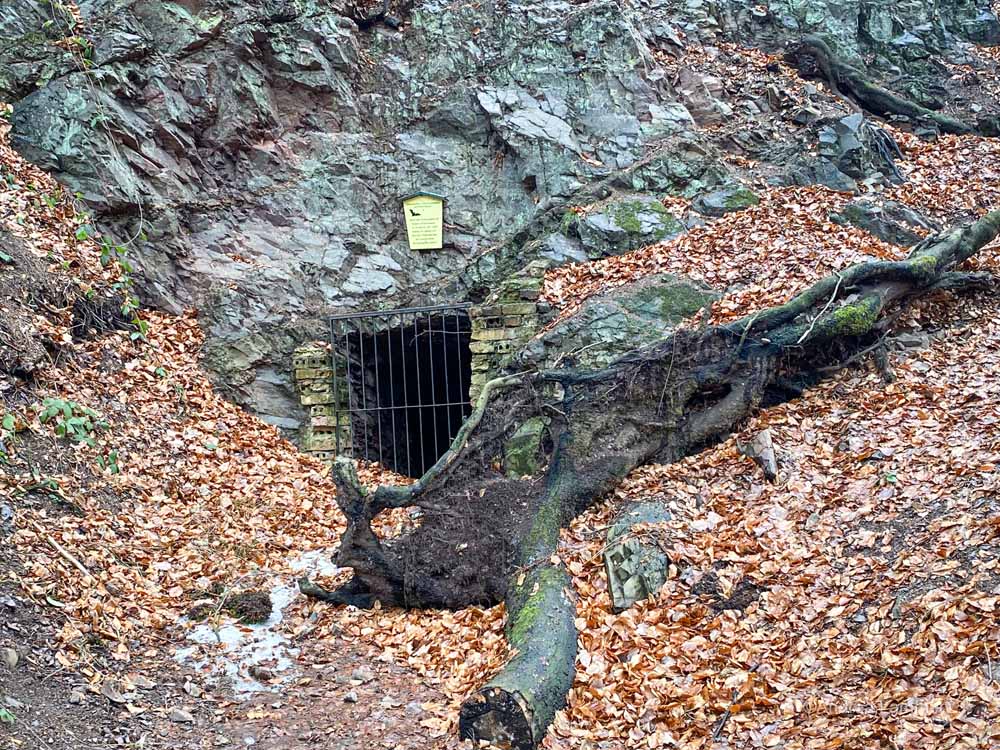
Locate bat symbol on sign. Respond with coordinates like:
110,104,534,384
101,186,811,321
408,209,420,217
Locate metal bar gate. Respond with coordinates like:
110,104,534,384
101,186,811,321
329,303,473,478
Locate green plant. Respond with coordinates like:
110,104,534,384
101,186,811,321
37,398,107,447
21,476,61,496
0,412,16,462
97,450,120,474
0,706,14,725
19,474,81,514
63,34,94,66
97,237,148,340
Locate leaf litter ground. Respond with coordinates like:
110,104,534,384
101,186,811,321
2,43,1000,750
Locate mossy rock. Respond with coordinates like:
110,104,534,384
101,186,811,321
523,273,719,371
574,194,684,257
503,417,547,478
830,198,934,247
692,185,759,217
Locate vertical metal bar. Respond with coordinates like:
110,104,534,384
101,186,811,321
452,310,465,417
331,319,341,455
440,313,453,444
426,312,440,463
371,318,384,468
386,316,399,474
399,318,412,477
413,315,426,475
358,317,369,463
343,320,354,459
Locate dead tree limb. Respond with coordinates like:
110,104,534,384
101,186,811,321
305,210,1000,749
793,35,976,135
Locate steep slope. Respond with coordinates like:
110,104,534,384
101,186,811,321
2,2,1000,750
7,0,999,430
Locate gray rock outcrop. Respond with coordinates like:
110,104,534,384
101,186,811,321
9,0,713,426
6,0,998,428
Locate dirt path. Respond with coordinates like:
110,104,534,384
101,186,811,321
2,574,456,750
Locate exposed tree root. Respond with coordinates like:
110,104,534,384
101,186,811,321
792,35,978,136
304,211,1000,749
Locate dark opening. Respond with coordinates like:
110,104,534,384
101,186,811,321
333,307,472,478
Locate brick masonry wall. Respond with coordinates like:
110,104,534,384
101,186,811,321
292,261,550,463
468,260,548,401
292,343,351,466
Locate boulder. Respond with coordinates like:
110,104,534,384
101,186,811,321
831,199,937,246
570,195,685,258
603,501,673,612
517,273,718,371
782,157,859,193
818,113,903,184
503,417,548,478
692,184,760,217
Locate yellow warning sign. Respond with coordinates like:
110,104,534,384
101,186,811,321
402,192,444,250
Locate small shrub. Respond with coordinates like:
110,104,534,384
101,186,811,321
37,398,107,447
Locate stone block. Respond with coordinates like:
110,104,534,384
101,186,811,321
312,415,351,428
503,417,547,478
472,328,516,342
473,316,506,331
501,302,537,315
293,348,332,370
309,430,350,451
469,341,497,354
300,392,338,406
295,367,336,381
604,501,673,612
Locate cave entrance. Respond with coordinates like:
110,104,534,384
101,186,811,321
330,304,473,478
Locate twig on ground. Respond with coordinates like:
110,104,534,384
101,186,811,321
31,521,90,577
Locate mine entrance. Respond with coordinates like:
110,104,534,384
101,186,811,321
330,304,473,478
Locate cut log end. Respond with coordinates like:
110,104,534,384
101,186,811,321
459,687,535,750
459,562,576,749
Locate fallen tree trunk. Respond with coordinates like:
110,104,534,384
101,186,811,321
458,432,577,749
793,35,977,135
304,210,1000,748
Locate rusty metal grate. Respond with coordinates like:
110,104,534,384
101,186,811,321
329,303,473,478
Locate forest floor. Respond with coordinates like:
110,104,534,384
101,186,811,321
3,32,1000,750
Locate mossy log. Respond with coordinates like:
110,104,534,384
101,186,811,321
458,441,577,748
794,35,977,136
305,211,1000,748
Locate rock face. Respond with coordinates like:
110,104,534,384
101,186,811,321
516,274,718,371
677,0,999,61
0,3,76,101
7,0,998,428
9,0,709,426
